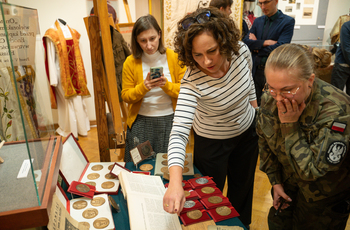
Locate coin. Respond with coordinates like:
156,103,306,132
91,197,106,207
193,173,201,178
76,184,90,193
216,206,232,216
105,173,116,179
72,200,88,210
93,217,110,229
82,208,98,219
87,173,100,180
201,186,215,194
195,177,208,184
108,164,114,170
208,196,223,204
79,222,90,228
85,181,96,187
184,200,196,208
141,144,151,156
101,181,115,189
184,190,191,197
139,164,153,171
183,167,189,173
91,164,103,171
186,210,202,220
161,167,169,174
162,154,168,159
161,160,168,166
184,160,189,166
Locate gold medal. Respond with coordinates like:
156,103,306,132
72,200,88,210
208,196,223,204
105,173,116,179
216,206,231,216
76,184,90,193
161,160,168,166
184,160,189,166
193,173,201,178
201,186,215,194
91,164,103,171
183,167,189,173
93,217,110,229
82,208,98,219
101,181,115,189
91,197,106,207
108,164,114,170
184,190,191,197
85,181,96,187
87,173,100,180
139,164,153,171
186,210,202,220
161,167,169,174
79,222,90,228
162,154,168,159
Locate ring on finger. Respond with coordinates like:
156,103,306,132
281,111,286,114
164,203,169,207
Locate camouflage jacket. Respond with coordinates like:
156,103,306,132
257,78,350,202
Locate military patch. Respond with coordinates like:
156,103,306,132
326,141,347,165
331,122,347,133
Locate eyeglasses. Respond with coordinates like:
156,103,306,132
263,83,300,98
181,11,212,30
258,0,273,6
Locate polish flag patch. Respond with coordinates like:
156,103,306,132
331,122,347,133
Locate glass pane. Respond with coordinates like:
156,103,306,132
0,3,56,212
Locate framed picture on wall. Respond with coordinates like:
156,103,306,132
118,23,134,51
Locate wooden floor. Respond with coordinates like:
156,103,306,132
76,127,350,230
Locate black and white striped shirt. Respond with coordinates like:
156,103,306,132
168,42,256,168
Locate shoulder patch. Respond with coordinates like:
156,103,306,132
331,122,347,133
326,141,347,165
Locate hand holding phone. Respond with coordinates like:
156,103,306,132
150,67,163,80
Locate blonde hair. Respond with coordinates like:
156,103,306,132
265,43,314,81
301,45,332,69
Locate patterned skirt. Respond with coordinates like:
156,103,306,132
124,114,174,162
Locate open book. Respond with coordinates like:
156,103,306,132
119,171,182,230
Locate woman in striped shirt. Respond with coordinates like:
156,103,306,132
163,7,259,228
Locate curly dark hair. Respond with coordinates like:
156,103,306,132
174,7,240,69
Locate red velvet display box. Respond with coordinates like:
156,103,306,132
194,186,222,199
56,184,115,230
180,209,211,226
67,181,96,199
60,133,122,195
207,205,240,222
180,199,204,214
200,194,231,209
184,189,199,201
188,176,216,189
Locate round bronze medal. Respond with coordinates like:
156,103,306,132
184,190,191,197
139,164,153,171
105,173,116,180
161,160,168,166
91,164,103,171
108,164,114,170
161,167,169,174
85,181,96,187
216,206,232,216
201,186,215,194
183,167,189,173
72,200,88,210
87,173,100,180
184,160,189,166
208,196,223,204
186,210,202,220
184,200,196,208
193,173,201,178
162,154,168,159
101,181,115,189
93,217,110,229
76,184,90,193
82,208,98,219
141,145,151,156
79,222,90,228
91,197,106,207
195,178,208,184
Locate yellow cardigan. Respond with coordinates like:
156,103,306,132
122,48,186,128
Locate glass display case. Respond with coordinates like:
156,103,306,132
0,3,62,229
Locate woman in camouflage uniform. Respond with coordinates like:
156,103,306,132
256,43,350,229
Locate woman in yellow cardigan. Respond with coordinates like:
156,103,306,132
122,14,186,162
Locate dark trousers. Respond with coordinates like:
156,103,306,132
331,63,350,96
193,119,259,226
253,67,266,106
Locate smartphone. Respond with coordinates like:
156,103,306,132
150,67,163,80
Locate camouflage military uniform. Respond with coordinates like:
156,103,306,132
256,78,350,229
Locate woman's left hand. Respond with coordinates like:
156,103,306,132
277,99,306,123
154,75,167,88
